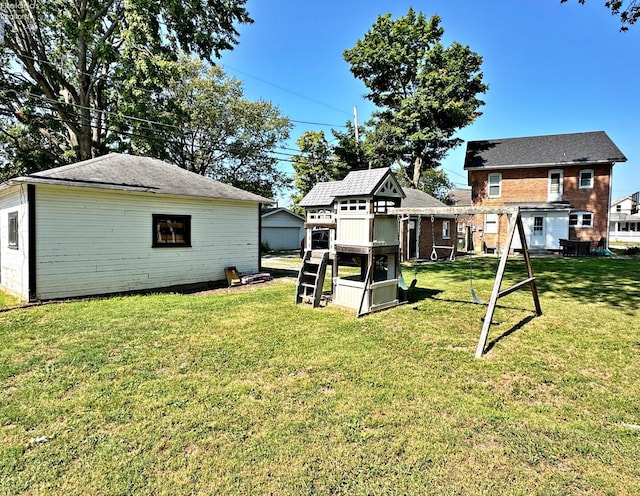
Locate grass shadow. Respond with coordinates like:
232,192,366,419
484,314,536,354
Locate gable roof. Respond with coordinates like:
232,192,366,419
400,188,446,209
464,131,627,170
446,188,472,206
6,153,271,203
261,207,305,221
299,167,405,207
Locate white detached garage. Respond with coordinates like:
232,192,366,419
0,153,270,302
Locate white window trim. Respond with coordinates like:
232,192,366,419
548,169,564,202
579,169,594,189
442,220,450,240
487,173,501,198
569,211,593,228
484,213,499,234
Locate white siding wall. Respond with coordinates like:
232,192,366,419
34,185,260,300
513,211,568,250
0,185,30,300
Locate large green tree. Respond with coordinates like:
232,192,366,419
560,0,639,30
0,0,251,169
343,9,487,188
128,60,291,198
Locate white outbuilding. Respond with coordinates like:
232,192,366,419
0,153,270,302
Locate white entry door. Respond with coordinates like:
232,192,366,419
530,216,545,247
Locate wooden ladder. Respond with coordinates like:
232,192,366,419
295,250,329,308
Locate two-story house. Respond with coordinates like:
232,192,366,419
464,131,627,253
610,192,640,243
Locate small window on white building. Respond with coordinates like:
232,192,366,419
569,211,593,228
442,220,450,239
533,216,544,233
484,213,499,234
153,214,192,247
8,211,18,249
488,173,501,198
579,169,594,189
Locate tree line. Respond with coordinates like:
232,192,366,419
1,2,628,203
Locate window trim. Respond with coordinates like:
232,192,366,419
579,169,594,189
484,213,499,234
8,211,18,249
442,220,450,240
152,214,192,248
487,173,502,198
569,211,593,228
548,169,564,202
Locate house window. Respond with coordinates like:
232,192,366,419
153,214,191,247
579,169,594,189
533,216,544,233
8,211,18,249
548,169,563,202
487,173,501,198
616,204,622,212
339,199,367,212
569,211,593,228
484,213,498,234
442,220,450,239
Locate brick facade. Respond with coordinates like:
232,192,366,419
470,163,612,247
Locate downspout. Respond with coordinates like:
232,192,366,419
258,203,263,272
607,163,613,250
27,184,36,301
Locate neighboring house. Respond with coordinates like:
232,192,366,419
398,188,457,261
464,131,627,252
261,207,304,250
0,153,270,302
610,192,640,243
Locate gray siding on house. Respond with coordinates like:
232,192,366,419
32,185,260,300
261,209,304,250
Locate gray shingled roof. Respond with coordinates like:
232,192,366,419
8,153,271,203
298,181,340,207
464,131,627,170
446,188,472,206
299,167,403,207
401,188,446,209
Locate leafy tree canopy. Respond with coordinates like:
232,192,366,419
0,0,252,171
343,9,487,188
560,0,640,30
126,60,292,199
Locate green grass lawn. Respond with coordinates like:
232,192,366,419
1,257,639,495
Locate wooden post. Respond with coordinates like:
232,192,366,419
475,211,519,358
517,215,542,316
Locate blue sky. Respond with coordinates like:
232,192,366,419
220,0,639,205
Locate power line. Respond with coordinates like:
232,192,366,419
221,63,353,118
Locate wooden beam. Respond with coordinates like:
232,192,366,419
498,277,536,299
390,206,520,216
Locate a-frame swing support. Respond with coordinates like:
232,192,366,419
389,206,542,358
474,211,542,358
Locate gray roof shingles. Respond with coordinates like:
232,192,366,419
299,167,401,207
10,153,271,203
464,131,627,170
400,188,445,209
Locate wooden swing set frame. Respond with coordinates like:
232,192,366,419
391,206,542,358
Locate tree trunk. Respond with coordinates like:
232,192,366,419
412,156,422,188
